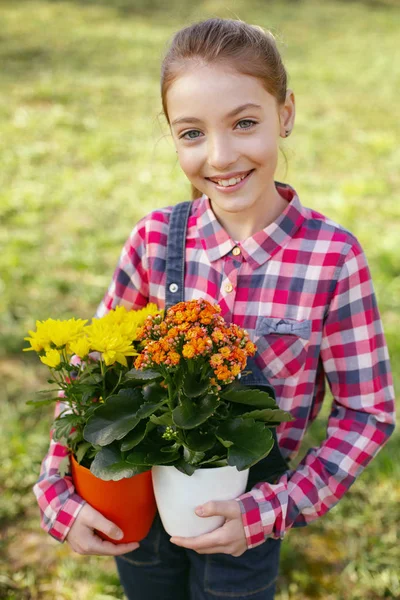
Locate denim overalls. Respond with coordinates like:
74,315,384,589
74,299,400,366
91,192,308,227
115,201,289,600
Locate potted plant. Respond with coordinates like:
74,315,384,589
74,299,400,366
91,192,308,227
84,299,293,537
24,304,162,544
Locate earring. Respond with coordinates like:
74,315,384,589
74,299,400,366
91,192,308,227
285,130,290,137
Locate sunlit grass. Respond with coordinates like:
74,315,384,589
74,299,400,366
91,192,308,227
1,0,399,598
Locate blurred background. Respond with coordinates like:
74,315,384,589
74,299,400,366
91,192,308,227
1,0,399,598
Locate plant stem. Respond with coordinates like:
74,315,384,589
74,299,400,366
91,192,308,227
99,359,106,398
167,378,175,412
106,369,123,400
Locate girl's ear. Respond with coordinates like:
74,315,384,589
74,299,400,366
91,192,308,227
279,89,296,138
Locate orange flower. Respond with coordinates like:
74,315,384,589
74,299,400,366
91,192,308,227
168,351,181,365
135,299,255,388
215,365,232,381
134,354,145,369
182,343,196,359
231,364,241,377
245,341,256,355
219,346,231,359
211,329,225,343
186,326,206,340
210,353,224,367
167,327,179,339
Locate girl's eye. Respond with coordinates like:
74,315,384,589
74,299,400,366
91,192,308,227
181,130,202,140
179,119,257,141
236,119,257,129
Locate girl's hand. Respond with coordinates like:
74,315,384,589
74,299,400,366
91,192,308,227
66,503,140,556
170,500,248,557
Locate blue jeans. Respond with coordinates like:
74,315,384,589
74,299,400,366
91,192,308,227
115,513,281,600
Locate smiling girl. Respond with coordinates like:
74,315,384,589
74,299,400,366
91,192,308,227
34,18,395,600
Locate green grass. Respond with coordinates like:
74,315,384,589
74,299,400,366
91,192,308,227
1,0,399,598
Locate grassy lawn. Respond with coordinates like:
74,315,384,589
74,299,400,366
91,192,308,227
1,0,399,598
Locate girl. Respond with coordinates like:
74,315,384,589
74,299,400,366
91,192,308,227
34,18,395,600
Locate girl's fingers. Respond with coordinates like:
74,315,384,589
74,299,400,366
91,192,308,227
81,504,124,541
170,530,224,551
67,504,140,556
87,534,140,556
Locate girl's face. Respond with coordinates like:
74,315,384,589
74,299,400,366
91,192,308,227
167,63,295,227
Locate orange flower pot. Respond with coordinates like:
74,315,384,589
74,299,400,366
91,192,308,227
70,454,157,544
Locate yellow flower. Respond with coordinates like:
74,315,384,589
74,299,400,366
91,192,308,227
96,304,162,341
40,349,61,368
69,336,91,359
86,320,137,367
24,318,88,353
24,326,51,353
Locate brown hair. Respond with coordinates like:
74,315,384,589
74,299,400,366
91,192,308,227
161,18,289,200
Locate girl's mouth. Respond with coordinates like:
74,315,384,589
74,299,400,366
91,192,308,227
206,170,254,192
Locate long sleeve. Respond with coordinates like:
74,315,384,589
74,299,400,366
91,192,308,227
33,221,149,541
33,399,86,542
238,241,396,548
94,220,149,318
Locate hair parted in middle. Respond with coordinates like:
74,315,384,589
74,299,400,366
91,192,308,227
160,18,289,200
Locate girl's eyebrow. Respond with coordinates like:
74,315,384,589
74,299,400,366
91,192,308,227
171,103,262,126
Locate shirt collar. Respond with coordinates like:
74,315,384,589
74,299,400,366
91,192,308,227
196,182,307,268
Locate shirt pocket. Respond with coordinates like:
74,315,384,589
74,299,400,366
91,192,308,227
255,316,311,379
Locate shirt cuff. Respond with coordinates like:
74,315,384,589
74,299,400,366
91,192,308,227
47,494,86,542
236,494,265,549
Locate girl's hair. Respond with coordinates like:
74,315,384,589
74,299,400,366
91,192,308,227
160,18,288,200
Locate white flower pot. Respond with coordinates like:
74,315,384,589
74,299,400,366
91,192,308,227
151,464,249,537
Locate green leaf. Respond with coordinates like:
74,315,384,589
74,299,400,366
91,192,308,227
26,396,59,407
83,388,144,446
126,444,179,466
136,382,168,417
182,372,210,398
186,430,216,452
183,446,205,465
174,459,196,476
150,412,173,426
215,435,234,448
58,456,70,478
53,414,82,441
120,420,155,452
239,408,294,423
125,368,161,382
80,372,103,384
197,455,228,467
75,441,92,463
90,446,149,481
172,394,219,429
217,418,274,470
221,387,278,409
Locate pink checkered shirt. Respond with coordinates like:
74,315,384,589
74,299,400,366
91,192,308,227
33,182,395,547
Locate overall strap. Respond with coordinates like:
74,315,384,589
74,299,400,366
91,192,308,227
164,199,289,487
165,201,192,310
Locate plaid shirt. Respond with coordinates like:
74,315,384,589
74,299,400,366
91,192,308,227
33,182,395,547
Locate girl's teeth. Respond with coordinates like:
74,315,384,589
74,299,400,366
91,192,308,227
217,173,248,187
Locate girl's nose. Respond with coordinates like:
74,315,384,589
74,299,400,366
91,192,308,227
208,136,238,171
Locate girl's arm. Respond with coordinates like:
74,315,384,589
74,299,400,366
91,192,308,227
33,398,86,541
237,240,396,548
33,220,150,541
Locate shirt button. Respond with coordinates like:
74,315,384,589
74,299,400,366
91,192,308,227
224,283,233,293
232,246,241,256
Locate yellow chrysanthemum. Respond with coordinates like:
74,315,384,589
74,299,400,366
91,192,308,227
85,320,136,367
24,318,88,353
24,326,51,353
94,304,161,342
40,349,61,368
69,336,91,359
